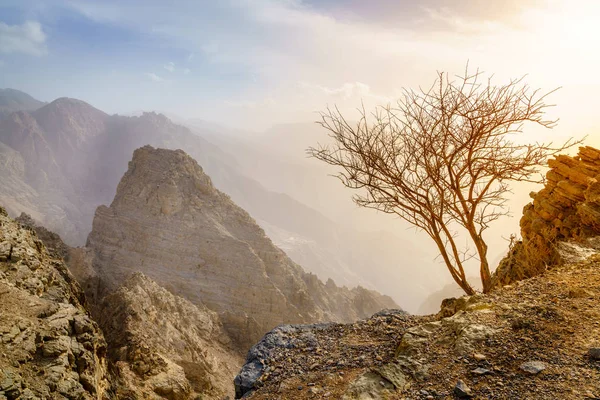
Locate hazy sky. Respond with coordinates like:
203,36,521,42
1,0,600,139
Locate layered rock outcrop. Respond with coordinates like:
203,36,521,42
493,146,600,285
0,207,109,399
85,146,398,349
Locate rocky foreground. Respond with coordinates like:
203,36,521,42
236,147,600,399
236,248,600,399
0,207,243,399
0,207,109,399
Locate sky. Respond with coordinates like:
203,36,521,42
1,0,600,140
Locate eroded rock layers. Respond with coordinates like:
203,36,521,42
494,146,600,285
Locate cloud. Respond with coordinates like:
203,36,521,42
183,68,190,74
164,61,175,72
224,97,276,109
299,81,392,102
201,42,219,55
0,21,47,56
144,72,164,82
57,0,600,134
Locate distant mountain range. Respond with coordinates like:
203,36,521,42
0,88,46,119
0,88,450,311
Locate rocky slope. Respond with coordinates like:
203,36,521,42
83,146,398,350
0,206,109,399
5,208,247,399
494,146,600,286
97,273,243,400
236,252,600,399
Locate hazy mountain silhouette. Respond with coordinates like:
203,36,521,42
0,88,46,119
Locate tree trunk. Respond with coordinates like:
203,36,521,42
467,228,492,293
431,234,476,296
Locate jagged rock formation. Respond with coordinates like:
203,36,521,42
97,273,242,400
493,146,600,285
0,207,109,399
237,253,600,399
15,212,71,260
84,146,398,349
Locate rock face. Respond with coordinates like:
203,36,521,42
493,146,600,286
85,146,398,349
15,212,70,260
97,273,242,400
0,206,109,399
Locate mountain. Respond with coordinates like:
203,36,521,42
82,146,398,349
0,88,45,119
0,92,441,311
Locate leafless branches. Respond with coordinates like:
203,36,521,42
308,67,579,294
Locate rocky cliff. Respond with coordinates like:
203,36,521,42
237,252,600,399
84,146,398,349
0,206,109,399
493,146,600,285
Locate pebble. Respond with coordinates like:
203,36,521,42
472,367,491,375
520,361,547,375
588,348,600,360
454,380,473,398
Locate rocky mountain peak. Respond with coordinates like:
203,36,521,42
85,146,398,350
112,145,218,215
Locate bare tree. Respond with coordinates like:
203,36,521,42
308,67,578,294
